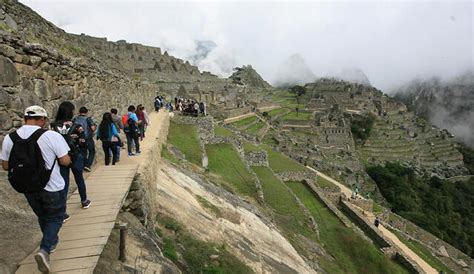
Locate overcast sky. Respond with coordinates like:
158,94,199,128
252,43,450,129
21,0,473,91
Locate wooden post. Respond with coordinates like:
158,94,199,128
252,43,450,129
115,222,128,262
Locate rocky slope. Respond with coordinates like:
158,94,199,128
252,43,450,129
393,71,474,148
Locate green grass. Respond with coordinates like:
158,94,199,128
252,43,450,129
163,236,178,262
245,120,266,135
390,229,454,274
196,195,222,218
167,121,202,165
230,115,258,128
161,144,179,164
214,126,234,137
266,107,288,117
252,167,314,237
281,111,313,121
316,175,338,190
205,144,257,198
373,202,384,214
261,144,307,173
157,214,253,273
287,181,409,274
243,142,261,153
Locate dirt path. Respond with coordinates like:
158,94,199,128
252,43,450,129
305,166,438,274
305,166,354,198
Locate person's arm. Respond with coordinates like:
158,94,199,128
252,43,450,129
111,124,119,137
50,131,71,166
58,154,71,166
1,136,12,171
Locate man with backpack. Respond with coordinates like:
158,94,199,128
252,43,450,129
74,107,96,172
123,105,141,156
1,105,71,273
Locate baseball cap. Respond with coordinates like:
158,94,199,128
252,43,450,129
24,105,48,117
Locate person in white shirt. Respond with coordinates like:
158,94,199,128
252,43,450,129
1,105,71,273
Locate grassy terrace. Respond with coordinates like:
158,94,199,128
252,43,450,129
261,144,307,172
251,167,316,242
243,142,261,153
281,111,313,121
389,229,454,274
230,115,258,128
287,181,409,274
214,125,234,137
266,107,288,117
245,120,266,135
205,143,257,198
167,121,202,165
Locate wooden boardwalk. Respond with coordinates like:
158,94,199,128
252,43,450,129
16,164,138,274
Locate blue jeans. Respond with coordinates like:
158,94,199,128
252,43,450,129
60,154,88,202
25,189,66,253
82,138,95,169
126,133,140,154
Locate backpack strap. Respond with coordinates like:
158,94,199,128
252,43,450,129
9,129,46,144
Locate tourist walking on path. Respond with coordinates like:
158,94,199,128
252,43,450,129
1,105,71,273
52,101,92,221
74,107,96,172
111,108,123,162
97,112,121,165
136,105,147,140
124,105,141,156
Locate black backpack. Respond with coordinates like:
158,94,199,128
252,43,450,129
124,117,140,137
7,129,56,193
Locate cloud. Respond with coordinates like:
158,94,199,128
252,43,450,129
20,0,473,91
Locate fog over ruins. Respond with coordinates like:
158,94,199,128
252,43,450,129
21,0,473,91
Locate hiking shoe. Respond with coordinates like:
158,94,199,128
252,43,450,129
63,213,70,223
34,249,50,273
81,199,91,209
84,167,92,172
128,153,135,157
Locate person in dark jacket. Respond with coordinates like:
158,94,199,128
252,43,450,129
97,112,120,165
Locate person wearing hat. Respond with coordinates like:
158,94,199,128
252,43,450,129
1,105,71,273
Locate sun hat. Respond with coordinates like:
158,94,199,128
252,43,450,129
24,105,48,117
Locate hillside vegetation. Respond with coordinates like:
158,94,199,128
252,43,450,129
367,162,474,256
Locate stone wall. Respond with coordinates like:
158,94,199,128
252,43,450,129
382,212,473,272
276,171,315,183
245,151,268,167
339,201,424,273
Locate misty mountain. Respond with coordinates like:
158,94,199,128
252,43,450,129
273,54,317,87
336,68,371,86
190,40,217,63
394,70,474,147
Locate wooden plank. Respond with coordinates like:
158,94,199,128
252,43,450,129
22,246,103,264
70,208,119,218
67,203,121,213
57,269,94,274
59,228,111,241
63,216,117,227
53,237,108,251
62,222,115,233
17,256,99,273
16,163,138,274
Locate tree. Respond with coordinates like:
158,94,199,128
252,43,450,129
290,85,306,115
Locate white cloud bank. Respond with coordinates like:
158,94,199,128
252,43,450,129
21,0,473,91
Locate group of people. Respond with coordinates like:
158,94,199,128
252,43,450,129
174,97,207,117
0,101,150,272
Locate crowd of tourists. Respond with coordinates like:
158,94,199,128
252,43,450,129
0,101,151,273
174,97,207,117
